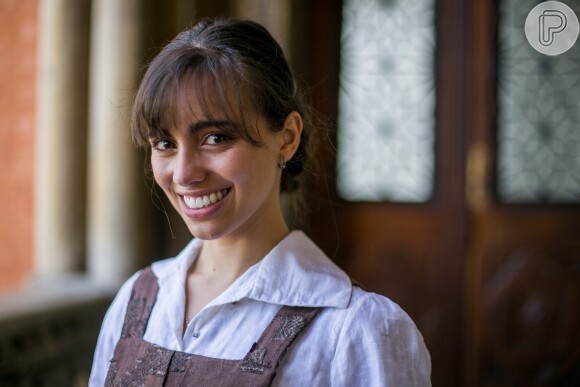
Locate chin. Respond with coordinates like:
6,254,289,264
185,223,227,241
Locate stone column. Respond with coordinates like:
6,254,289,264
87,0,153,286
35,0,90,277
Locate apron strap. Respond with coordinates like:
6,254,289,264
239,306,321,375
120,267,159,339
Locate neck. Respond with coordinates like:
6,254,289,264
192,212,289,282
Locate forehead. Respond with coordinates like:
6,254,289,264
159,73,240,128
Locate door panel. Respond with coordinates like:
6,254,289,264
468,210,580,385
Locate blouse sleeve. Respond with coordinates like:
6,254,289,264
88,271,141,387
330,291,432,387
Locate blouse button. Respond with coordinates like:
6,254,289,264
192,332,200,338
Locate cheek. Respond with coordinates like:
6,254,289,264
235,152,278,191
151,158,171,190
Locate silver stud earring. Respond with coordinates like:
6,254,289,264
279,157,287,170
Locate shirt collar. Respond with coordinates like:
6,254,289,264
153,230,352,310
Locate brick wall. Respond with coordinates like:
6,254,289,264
0,0,37,290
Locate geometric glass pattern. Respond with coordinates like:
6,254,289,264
337,0,436,202
497,0,580,203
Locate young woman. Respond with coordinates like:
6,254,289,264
89,18,431,386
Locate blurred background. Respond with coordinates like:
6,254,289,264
0,0,579,386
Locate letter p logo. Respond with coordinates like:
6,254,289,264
539,10,567,46
525,1,579,56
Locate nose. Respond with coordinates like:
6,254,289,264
173,149,207,187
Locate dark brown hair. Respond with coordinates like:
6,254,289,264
131,18,313,194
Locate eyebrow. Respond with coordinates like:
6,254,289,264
145,119,240,139
188,119,239,134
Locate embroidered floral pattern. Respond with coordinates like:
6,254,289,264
121,293,149,339
240,348,267,374
108,344,172,386
145,345,172,377
169,352,193,373
272,315,306,341
104,359,119,385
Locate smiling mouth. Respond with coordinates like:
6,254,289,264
183,188,230,209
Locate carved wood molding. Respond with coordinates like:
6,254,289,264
480,247,580,385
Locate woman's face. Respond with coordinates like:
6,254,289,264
149,85,284,241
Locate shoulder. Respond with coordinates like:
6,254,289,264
326,287,432,386
328,287,425,351
110,255,179,315
88,269,145,386
346,287,417,327
151,256,178,279
94,258,173,339
98,269,144,333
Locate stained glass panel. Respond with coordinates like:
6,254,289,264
497,0,580,203
337,0,436,202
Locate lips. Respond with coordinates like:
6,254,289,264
183,188,230,209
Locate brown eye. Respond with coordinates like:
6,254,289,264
204,133,231,145
152,139,175,150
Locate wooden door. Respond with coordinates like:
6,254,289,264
464,1,580,386
304,1,579,386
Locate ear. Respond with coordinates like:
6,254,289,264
278,111,303,161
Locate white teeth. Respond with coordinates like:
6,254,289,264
184,189,229,209
184,196,195,208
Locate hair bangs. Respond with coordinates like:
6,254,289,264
131,49,264,148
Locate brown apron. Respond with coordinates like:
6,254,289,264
104,267,320,386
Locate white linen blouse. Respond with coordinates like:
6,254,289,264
89,230,431,386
